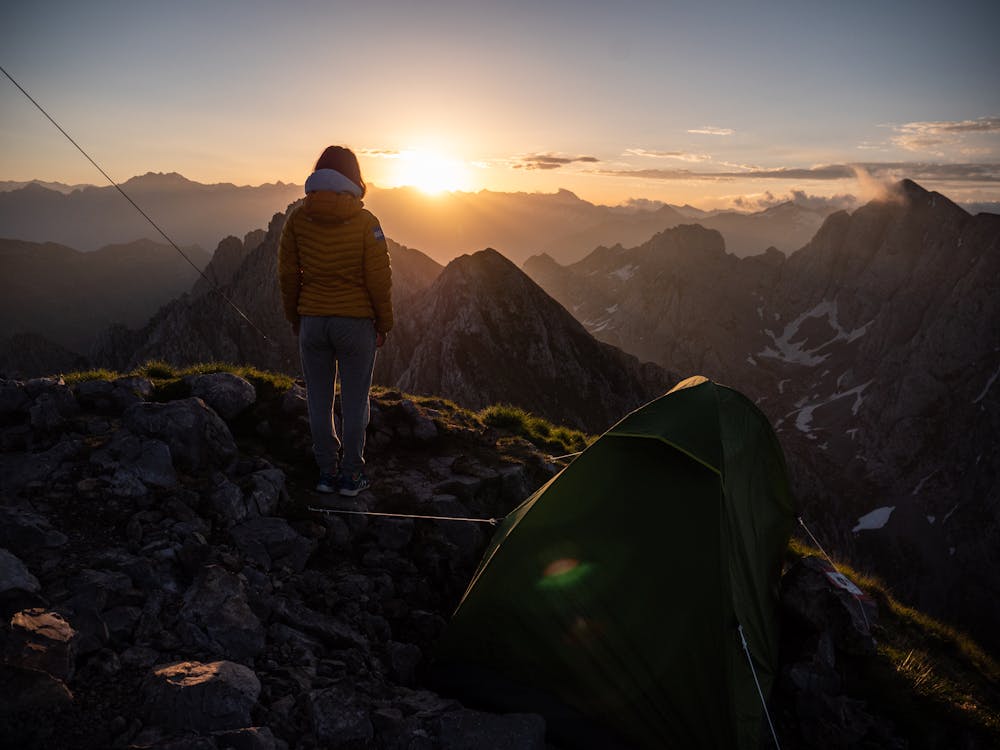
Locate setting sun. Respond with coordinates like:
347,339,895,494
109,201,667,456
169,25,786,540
388,149,472,195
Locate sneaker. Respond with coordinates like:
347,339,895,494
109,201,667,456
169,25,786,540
315,472,338,494
339,471,371,497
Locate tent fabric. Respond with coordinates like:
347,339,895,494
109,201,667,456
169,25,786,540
434,376,795,749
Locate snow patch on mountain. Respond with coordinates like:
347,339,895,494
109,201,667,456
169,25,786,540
758,298,871,366
853,506,895,532
611,264,638,281
792,380,873,434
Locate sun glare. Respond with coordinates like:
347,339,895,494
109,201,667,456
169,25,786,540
389,149,472,195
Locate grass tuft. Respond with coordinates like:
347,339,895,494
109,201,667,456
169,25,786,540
480,403,591,455
62,368,120,385
61,361,296,401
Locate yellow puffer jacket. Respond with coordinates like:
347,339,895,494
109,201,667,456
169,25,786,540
277,192,394,333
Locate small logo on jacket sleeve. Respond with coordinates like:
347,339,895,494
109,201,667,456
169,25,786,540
372,226,385,241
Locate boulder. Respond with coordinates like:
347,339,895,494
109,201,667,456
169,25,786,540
179,566,265,660
0,664,73,744
781,555,878,655
125,398,238,472
24,378,78,429
211,726,279,750
142,660,261,733
245,468,285,517
280,383,308,418
187,373,257,421
400,399,439,442
0,505,69,554
307,683,374,747
6,608,78,680
0,379,30,418
64,567,134,613
0,438,84,495
0,547,40,596
53,371,145,416
90,429,178,488
229,517,314,573
210,474,249,526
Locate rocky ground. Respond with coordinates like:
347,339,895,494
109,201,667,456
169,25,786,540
1,372,996,749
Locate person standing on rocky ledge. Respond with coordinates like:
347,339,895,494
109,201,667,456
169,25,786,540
278,145,393,497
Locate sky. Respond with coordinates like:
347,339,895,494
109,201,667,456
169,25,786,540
2,0,999,209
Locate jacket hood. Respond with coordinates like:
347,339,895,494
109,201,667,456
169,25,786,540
304,191,365,223
305,168,363,196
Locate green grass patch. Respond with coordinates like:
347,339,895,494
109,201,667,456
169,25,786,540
480,403,591,456
61,368,120,385
61,360,296,401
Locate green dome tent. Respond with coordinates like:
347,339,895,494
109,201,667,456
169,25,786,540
434,376,796,749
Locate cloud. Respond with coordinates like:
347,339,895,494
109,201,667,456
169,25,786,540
513,153,601,170
359,148,403,159
624,148,713,162
731,190,859,212
598,162,1000,183
687,126,735,136
597,164,855,181
891,116,1000,152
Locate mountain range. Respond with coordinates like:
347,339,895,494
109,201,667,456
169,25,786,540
0,174,842,266
0,173,302,252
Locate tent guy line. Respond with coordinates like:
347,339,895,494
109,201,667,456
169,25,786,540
0,63,275,347
308,507,504,525
797,515,871,632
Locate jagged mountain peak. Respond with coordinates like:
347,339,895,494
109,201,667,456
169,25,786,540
378,249,670,432
432,248,549,299
862,178,967,218
442,247,513,274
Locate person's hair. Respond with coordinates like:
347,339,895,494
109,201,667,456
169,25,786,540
314,146,366,197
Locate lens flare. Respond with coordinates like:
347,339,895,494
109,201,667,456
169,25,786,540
537,557,593,590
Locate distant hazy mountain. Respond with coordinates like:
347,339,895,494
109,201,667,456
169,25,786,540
1,173,841,266
375,248,672,432
698,201,831,256
0,179,90,194
0,237,209,353
0,172,303,251
535,200,830,263
526,180,1000,652
367,186,836,263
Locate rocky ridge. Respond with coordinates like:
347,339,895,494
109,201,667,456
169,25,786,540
1,370,998,749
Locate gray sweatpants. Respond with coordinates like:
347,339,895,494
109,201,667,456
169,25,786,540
299,316,377,475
